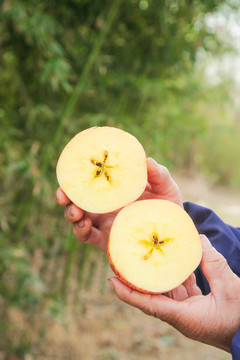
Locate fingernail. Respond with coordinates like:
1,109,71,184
78,218,85,228
108,278,114,289
56,188,59,200
200,234,208,247
69,205,74,217
149,157,158,167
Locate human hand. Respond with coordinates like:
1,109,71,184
108,235,240,352
56,157,182,252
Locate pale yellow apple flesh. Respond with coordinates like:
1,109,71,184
108,199,202,294
56,126,147,213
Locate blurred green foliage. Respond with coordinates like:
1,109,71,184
0,0,240,357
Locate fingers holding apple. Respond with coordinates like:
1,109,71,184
56,187,86,225
108,276,179,321
165,273,202,301
72,217,108,251
143,158,182,207
56,187,71,205
56,186,107,250
64,203,85,223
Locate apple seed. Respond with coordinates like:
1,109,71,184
104,171,111,182
96,169,102,176
144,247,154,260
153,235,158,244
103,150,108,163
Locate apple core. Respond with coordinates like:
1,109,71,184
91,150,112,183
139,233,173,260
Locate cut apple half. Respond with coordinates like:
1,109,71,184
108,199,202,294
56,126,147,213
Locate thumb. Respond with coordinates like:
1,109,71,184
147,158,182,206
147,158,172,194
200,234,234,297
108,277,180,323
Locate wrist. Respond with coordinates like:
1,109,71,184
230,326,240,357
219,279,240,352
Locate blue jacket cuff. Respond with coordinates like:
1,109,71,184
231,327,240,359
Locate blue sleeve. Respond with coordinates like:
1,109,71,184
231,328,240,359
184,201,240,359
184,201,240,294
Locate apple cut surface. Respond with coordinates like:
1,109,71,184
108,199,202,294
56,126,147,213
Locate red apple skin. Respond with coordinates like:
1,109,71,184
107,247,164,295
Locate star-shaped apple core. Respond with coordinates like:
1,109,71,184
90,150,113,183
139,233,172,260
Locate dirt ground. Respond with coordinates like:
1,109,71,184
24,174,240,360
